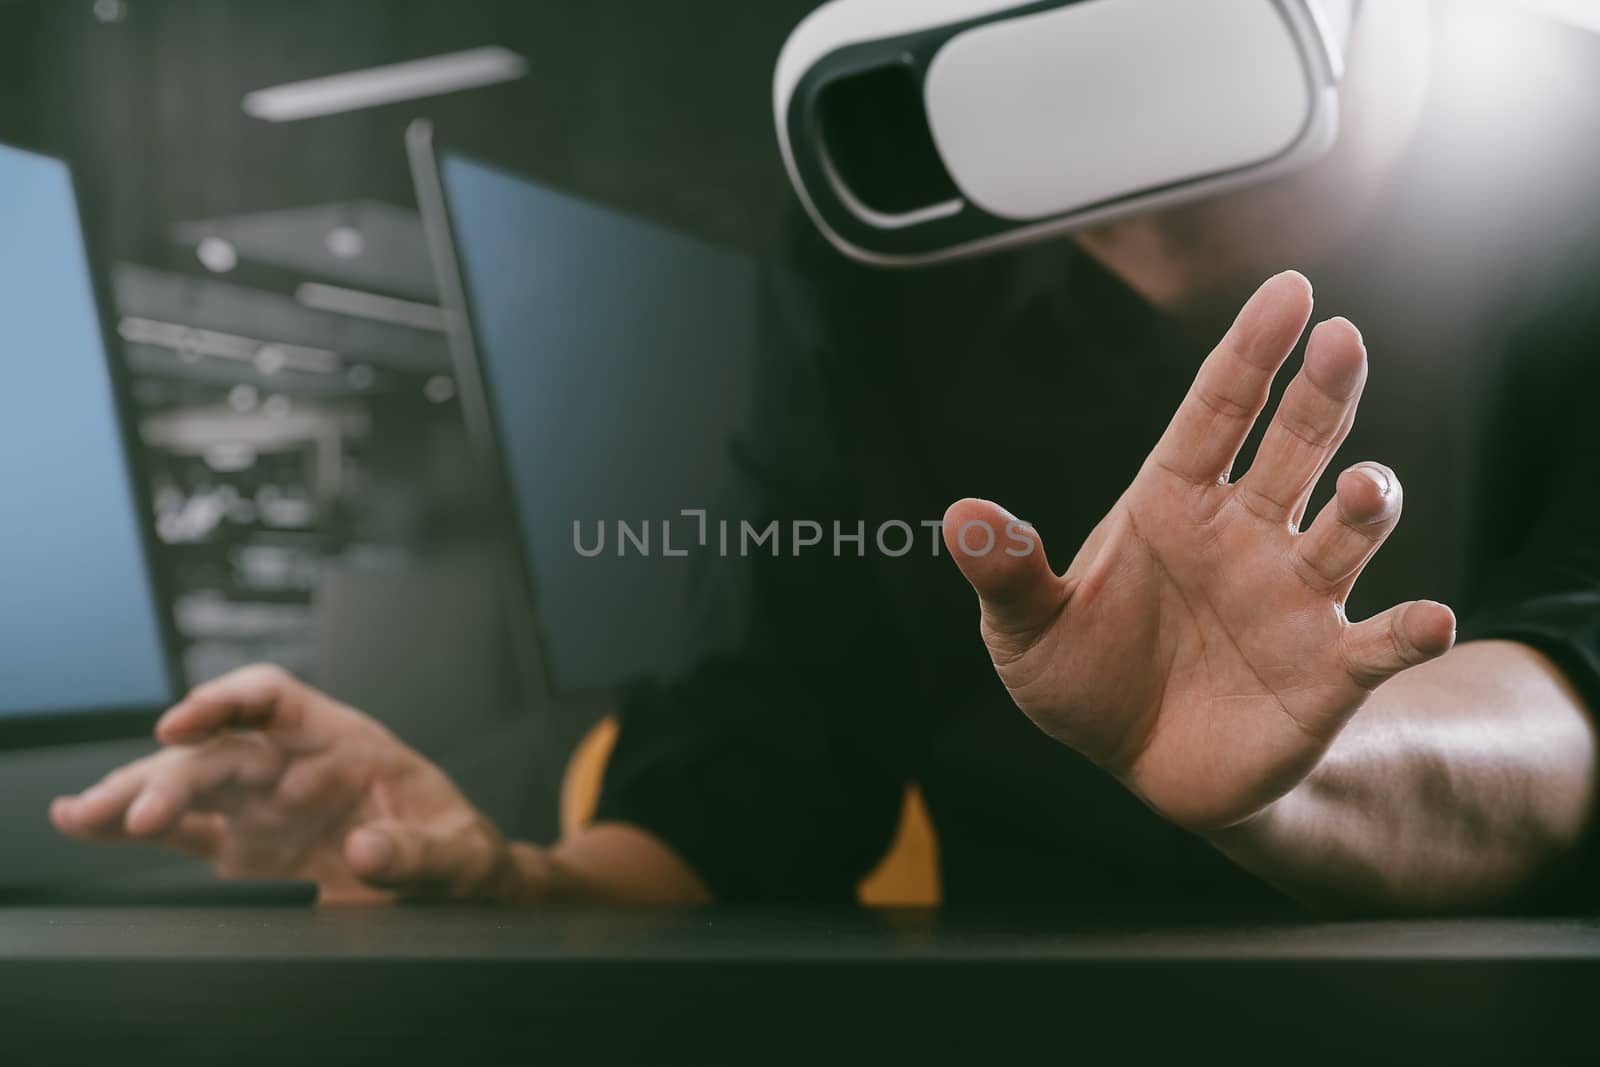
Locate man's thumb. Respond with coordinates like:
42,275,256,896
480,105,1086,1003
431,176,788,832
345,820,472,892
942,498,1066,642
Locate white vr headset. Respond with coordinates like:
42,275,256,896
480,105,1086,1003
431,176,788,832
774,0,1358,266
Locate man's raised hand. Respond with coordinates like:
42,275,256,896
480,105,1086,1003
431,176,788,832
945,272,1455,832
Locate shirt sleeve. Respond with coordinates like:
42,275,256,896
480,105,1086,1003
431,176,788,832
592,253,910,905
1456,328,1600,911
1456,304,1600,715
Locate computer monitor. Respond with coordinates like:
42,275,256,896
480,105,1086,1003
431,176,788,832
408,121,759,695
0,140,181,748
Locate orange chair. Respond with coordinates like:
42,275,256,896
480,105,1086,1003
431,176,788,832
560,716,940,906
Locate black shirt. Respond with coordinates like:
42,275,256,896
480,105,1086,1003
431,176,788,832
595,7,1600,914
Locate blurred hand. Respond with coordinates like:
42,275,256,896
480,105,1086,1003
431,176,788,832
945,272,1456,832
51,664,545,903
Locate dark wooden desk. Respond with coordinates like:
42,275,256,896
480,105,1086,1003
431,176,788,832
2,907,1598,1064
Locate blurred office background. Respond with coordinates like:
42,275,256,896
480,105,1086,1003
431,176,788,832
0,0,814,882
0,0,808,684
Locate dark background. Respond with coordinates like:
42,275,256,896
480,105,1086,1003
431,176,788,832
0,0,811,262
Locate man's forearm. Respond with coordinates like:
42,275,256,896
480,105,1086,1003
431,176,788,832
1207,640,1597,914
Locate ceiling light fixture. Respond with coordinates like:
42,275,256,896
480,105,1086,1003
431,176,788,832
92,0,127,25
195,236,239,274
243,46,528,123
295,282,450,333
324,226,367,259
119,316,340,374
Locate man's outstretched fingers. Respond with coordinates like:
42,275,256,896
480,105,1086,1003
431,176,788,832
1295,464,1402,594
1341,600,1457,690
120,735,284,839
1236,317,1368,526
1149,271,1314,485
51,762,154,839
50,795,135,842
943,498,1066,644
156,663,301,745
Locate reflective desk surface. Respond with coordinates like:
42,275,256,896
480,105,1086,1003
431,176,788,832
3,906,1598,1064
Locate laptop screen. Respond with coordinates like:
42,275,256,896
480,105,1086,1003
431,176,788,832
0,142,174,719
436,151,758,691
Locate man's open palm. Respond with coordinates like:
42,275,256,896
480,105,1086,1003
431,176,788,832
945,272,1456,832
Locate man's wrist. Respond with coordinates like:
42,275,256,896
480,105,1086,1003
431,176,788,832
1196,773,1364,913
484,841,560,906
1198,784,1314,862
